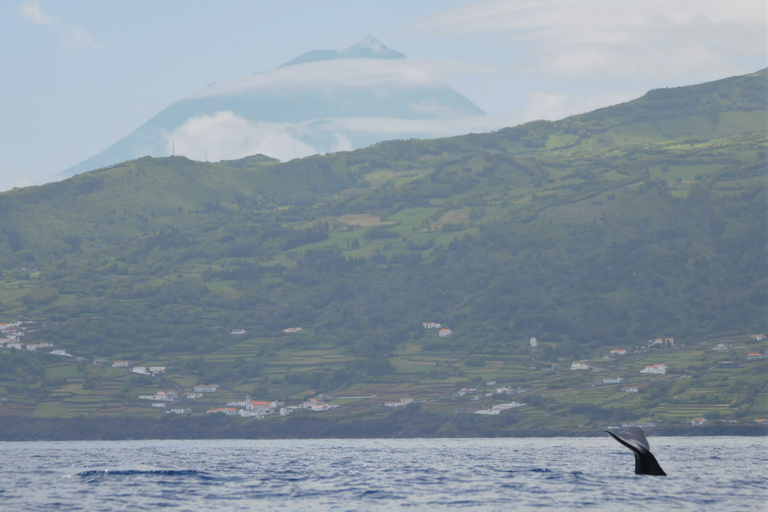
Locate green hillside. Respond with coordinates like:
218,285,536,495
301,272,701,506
0,69,765,436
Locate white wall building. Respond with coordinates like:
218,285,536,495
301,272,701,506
640,364,667,375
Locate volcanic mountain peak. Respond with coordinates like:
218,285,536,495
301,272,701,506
278,35,406,68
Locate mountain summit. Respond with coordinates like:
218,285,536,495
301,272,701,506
279,35,406,67
59,38,483,179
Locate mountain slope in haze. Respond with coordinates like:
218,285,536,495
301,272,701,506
60,36,484,179
0,70,765,428
6,69,765,265
279,34,406,67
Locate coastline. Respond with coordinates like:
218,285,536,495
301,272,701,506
0,415,764,441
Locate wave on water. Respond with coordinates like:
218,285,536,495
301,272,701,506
67,467,213,479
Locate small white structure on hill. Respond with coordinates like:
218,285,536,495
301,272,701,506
439,328,452,338
640,364,667,375
570,361,590,370
530,337,538,347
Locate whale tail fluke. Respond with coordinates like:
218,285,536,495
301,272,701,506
605,427,667,476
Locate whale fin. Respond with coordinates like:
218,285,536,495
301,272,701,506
605,427,667,476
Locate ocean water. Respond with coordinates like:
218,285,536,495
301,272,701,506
0,437,765,511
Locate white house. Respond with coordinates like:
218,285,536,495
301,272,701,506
385,398,414,407
138,390,177,401
610,349,627,356
530,337,538,347
570,361,590,370
423,322,441,329
438,328,452,338
26,342,53,351
194,384,218,393
747,353,764,361
230,329,246,335
640,364,667,375
112,361,130,368
301,398,334,411
492,402,526,410
622,386,639,393
132,367,149,375
602,377,623,384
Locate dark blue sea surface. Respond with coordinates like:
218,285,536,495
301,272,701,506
0,437,765,511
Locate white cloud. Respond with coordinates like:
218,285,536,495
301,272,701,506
18,3,98,53
190,58,500,99
17,2,57,25
522,91,638,122
330,134,352,153
62,26,95,52
319,112,514,139
164,111,318,163
396,0,766,81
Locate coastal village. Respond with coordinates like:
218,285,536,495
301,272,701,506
0,316,766,429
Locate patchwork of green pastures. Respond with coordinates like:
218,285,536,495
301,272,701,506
44,364,82,381
0,287,31,304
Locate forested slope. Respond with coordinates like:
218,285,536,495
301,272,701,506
0,69,764,428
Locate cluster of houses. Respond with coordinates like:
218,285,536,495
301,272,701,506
283,327,303,333
111,361,166,375
0,321,26,343
207,396,289,418
0,321,61,354
131,366,166,376
204,395,335,417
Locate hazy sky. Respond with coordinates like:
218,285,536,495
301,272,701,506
2,0,765,190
